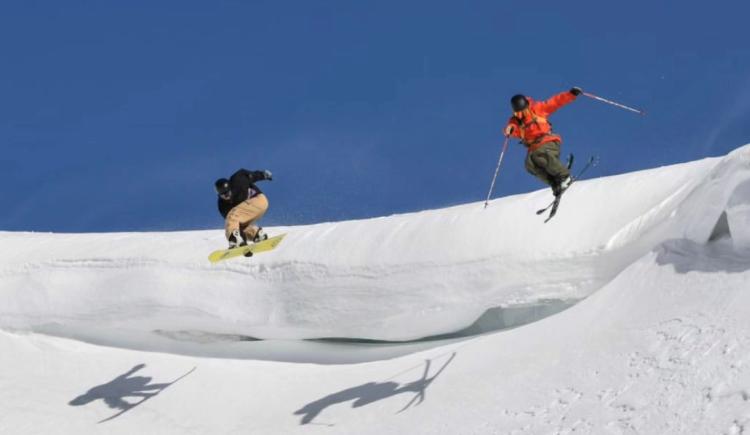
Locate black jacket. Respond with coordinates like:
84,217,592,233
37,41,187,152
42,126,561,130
217,169,270,218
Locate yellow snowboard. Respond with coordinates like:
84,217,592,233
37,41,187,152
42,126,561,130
208,233,286,264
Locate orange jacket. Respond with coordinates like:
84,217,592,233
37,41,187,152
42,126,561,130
505,91,577,153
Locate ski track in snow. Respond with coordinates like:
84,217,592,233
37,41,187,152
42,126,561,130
1,145,750,434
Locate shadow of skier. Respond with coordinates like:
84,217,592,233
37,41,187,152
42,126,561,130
69,363,196,423
294,352,456,425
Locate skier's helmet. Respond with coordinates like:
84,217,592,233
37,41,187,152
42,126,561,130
214,178,231,197
510,94,529,112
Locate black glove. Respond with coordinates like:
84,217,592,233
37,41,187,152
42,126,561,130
570,87,583,96
263,170,273,181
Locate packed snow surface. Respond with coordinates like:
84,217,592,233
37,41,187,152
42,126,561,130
1,145,750,434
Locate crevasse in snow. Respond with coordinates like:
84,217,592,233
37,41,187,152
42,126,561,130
2,146,750,434
0,145,749,344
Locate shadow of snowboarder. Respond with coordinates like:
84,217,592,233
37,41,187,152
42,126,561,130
294,352,456,425
69,363,196,423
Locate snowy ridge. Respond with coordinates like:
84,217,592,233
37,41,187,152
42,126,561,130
1,146,749,346
1,145,750,434
605,145,750,250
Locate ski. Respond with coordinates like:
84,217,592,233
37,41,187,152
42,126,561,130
535,153,576,216
565,153,575,173
536,155,599,222
543,195,563,223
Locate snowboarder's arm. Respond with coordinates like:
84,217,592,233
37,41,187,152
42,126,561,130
538,90,578,115
237,169,273,183
218,198,231,218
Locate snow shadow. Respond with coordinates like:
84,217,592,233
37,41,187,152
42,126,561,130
69,363,196,423
655,238,750,274
294,352,456,425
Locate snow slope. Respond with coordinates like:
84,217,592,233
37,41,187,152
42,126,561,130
2,147,749,344
1,145,749,434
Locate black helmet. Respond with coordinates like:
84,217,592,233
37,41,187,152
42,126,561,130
214,178,231,196
510,94,529,112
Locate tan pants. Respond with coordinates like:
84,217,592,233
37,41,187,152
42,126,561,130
225,194,269,241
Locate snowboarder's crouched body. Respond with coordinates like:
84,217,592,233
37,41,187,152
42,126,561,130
505,88,582,196
215,168,273,248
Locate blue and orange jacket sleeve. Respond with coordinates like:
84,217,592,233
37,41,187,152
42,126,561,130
536,91,577,116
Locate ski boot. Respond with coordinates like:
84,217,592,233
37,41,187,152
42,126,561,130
552,175,572,197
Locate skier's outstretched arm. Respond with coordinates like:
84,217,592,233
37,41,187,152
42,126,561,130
538,87,581,115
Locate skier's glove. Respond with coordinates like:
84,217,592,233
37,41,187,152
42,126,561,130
570,87,583,96
504,125,515,137
263,170,273,181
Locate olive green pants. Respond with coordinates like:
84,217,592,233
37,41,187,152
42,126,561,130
524,141,570,187
225,194,269,241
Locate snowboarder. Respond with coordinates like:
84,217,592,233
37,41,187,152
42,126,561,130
504,87,583,197
214,168,273,248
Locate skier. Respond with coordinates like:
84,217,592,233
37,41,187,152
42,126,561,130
214,168,273,248
504,87,583,197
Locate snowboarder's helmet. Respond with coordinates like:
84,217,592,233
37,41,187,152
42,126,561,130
214,178,231,196
510,94,529,112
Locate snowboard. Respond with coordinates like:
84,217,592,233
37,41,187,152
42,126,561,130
208,233,286,264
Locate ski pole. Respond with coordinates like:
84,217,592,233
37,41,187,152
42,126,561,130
582,92,645,115
484,136,510,209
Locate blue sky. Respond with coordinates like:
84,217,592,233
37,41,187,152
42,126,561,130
2,0,749,232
